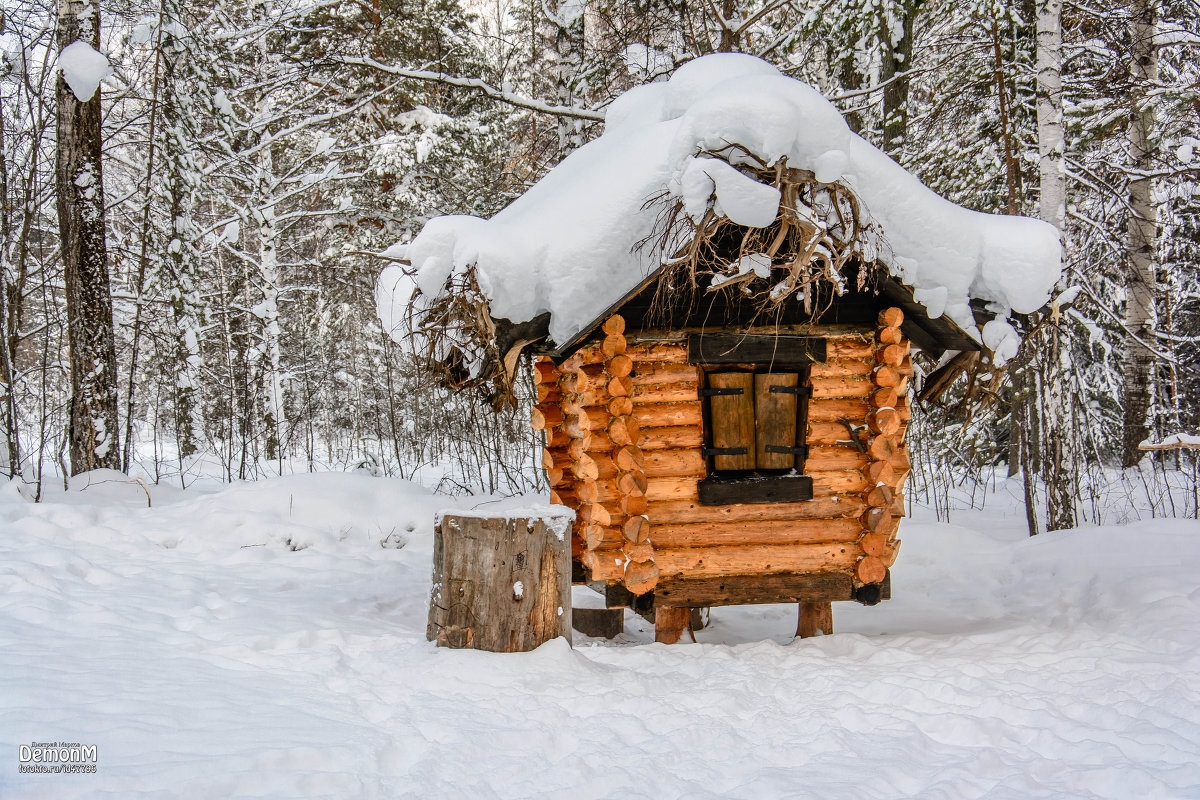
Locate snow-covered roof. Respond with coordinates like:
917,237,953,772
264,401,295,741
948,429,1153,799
377,53,1061,378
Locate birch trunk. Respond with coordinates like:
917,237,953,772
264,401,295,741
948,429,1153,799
258,141,285,463
1036,0,1076,532
56,0,121,475
552,0,586,159
1121,0,1159,467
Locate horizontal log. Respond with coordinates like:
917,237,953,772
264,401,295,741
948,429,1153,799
642,448,706,478
567,405,610,431
630,362,699,386
618,471,648,497
873,365,900,387
609,416,641,447
868,407,901,436
615,444,645,472
623,559,660,596
855,555,887,584
875,344,905,367
654,571,854,607
627,343,689,363
578,479,621,504
862,506,893,533
545,427,569,449
584,523,624,550
633,402,703,428
878,307,904,327
811,471,868,495
603,315,625,335
622,539,653,563
620,494,648,516
809,358,874,378
542,446,568,470
825,336,874,359
808,397,870,422
653,542,862,578
810,376,875,399
578,503,615,527
649,496,865,524
864,460,895,486
888,491,905,518
607,375,633,397
624,515,649,543
805,446,869,471
534,360,558,384
880,539,901,568
896,396,911,422
871,387,899,409
638,425,704,450
650,518,863,548
609,397,634,417
807,421,867,447
531,405,563,430
537,384,561,403
865,485,894,510
877,326,903,345
584,549,625,582
633,381,700,403
545,467,564,487
868,435,898,461
602,333,627,357
607,354,633,378
575,453,617,481
890,447,911,480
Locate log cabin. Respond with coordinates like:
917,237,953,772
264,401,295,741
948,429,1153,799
381,53,1061,644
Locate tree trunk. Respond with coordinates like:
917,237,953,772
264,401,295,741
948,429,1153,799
1121,0,1159,467
56,0,121,475
552,0,586,159
428,513,573,652
880,0,922,158
718,0,738,52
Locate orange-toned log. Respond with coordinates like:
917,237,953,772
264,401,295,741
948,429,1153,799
810,358,874,378
602,315,625,335
549,488,576,506
808,421,868,446
568,387,611,407
875,344,905,367
650,518,863,548
615,444,645,472
898,354,914,377
607,375,633,397
609,397,634,417
865,460,895,486
825,336,874,358
619,471,649,497
623,559,660,596
888,491,905,518
805,446,869,471
537,383,561,403
868,436,898,461
862,506,894,532
877,326,903,345
531,405,563,430
630,362,698,386
807,398,870,422
606,354,633,378
643,448,706,478
855,555,887,584
624,515,650,543
622,539,654,563
633,381,701,403
653,542,862,578
577,503,613,527
860,532,892,558
602,333,627,357
890,447,912,481
797,601,833,638
534,360,558,384
878,307,904,328
626,343,689,362
633,402,703,428
609,416,641,447
868,407,902,436
873,365,901,387
811,471,869,495
584,523,624,550
545,467,564,487
866,484,894,509
810,376,875,399
638,425,704,450
542,447,568,470
585,549,625,581
574,453,618,481
880,539,902,568
578,480,621,504
544,427,570,449
871,387,899,408
620,494,648,516
649,496,866,525
896,396,911,422
567,405,610,431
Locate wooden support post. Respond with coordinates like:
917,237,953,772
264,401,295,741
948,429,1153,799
796,601,833,638
655,606,690,644
428,513,572,652
572,607,624,639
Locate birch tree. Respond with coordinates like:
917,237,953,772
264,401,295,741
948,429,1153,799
56,0,121,474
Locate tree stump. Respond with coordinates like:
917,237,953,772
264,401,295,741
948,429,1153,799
428,512,573,653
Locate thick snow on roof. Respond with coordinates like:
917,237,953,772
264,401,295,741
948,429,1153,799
379,53,1061,355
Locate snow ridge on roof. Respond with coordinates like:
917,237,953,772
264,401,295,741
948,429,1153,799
378,53,1061,366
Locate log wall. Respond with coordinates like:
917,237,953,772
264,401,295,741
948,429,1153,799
535,309,913,598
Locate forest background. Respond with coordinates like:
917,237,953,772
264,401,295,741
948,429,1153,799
1,0,1197,530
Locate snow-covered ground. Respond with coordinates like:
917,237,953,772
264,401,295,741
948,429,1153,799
3,470,1199,798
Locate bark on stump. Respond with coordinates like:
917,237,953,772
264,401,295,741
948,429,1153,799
428,514,572,652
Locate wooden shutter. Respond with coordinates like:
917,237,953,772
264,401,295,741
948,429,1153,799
706,372,755,470
754,372,800,469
